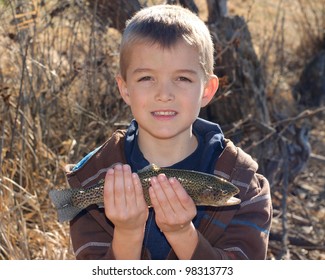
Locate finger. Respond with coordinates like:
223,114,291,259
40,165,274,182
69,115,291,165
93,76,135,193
112,164,127,208
149,177,194,232
150,175,174,215
168,178,197,223
148,183,159,208
154,176,196,218
156,174,184,212
169,177,195,209
122,164,136,207
148,183,167,221
132,172,147,206
104,167,116,215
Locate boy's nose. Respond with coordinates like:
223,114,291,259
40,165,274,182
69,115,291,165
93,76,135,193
155,81,175,102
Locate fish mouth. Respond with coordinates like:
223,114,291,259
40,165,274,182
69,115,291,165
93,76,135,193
224,196,241,206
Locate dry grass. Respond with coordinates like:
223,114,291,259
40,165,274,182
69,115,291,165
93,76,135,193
0,0,324,259
229,0,325,101
229,0,325,260
0,0,126,259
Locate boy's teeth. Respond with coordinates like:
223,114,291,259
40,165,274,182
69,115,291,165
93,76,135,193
154,111,175,116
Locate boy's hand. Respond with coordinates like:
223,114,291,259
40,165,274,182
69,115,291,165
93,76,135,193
103,164,148,259
104,164,148,231
149,174,198,259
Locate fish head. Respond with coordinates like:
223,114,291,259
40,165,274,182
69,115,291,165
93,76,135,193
196,185,240,207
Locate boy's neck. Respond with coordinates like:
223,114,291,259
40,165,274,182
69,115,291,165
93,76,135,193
137,131,198,167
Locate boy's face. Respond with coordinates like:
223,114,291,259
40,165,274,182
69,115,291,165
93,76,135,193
117,39,218,143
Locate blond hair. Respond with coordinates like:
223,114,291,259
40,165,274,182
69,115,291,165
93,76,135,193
119,5,214,80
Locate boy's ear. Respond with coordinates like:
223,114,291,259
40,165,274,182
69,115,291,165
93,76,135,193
116,75,131,105
201,74,219,107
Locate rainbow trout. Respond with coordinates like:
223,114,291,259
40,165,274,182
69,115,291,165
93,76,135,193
49,164,240,223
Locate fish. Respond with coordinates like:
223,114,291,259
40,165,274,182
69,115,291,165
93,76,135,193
49,164,241,223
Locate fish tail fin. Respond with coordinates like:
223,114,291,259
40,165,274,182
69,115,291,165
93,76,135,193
56,205,83,223
49,189,82,223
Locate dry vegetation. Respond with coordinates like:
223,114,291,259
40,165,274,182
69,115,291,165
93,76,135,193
0,0,324,259
228,0,325,260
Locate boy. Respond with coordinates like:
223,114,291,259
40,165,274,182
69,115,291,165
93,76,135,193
66,5,272,260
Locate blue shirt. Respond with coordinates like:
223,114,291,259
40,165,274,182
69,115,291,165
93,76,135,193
124,118,225,259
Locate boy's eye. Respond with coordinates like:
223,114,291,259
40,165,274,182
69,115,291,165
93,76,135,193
138,76,153,82
177,76,192,82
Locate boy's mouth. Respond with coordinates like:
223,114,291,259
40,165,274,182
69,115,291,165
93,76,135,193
151,110,177,116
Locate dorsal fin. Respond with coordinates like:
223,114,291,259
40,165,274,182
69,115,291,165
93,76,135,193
138,163,160,173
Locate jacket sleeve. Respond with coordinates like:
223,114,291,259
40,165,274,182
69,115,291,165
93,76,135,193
178,140,273,260
70,207,116,260
192,173,272,260
70,207,152,259
65,130,142,260
66,159,118,259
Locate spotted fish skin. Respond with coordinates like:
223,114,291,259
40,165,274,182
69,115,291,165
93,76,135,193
49,164,240,222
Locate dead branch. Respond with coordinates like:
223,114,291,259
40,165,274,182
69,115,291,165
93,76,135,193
310,153,325,163
273,106,325,126
270,233,324,249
